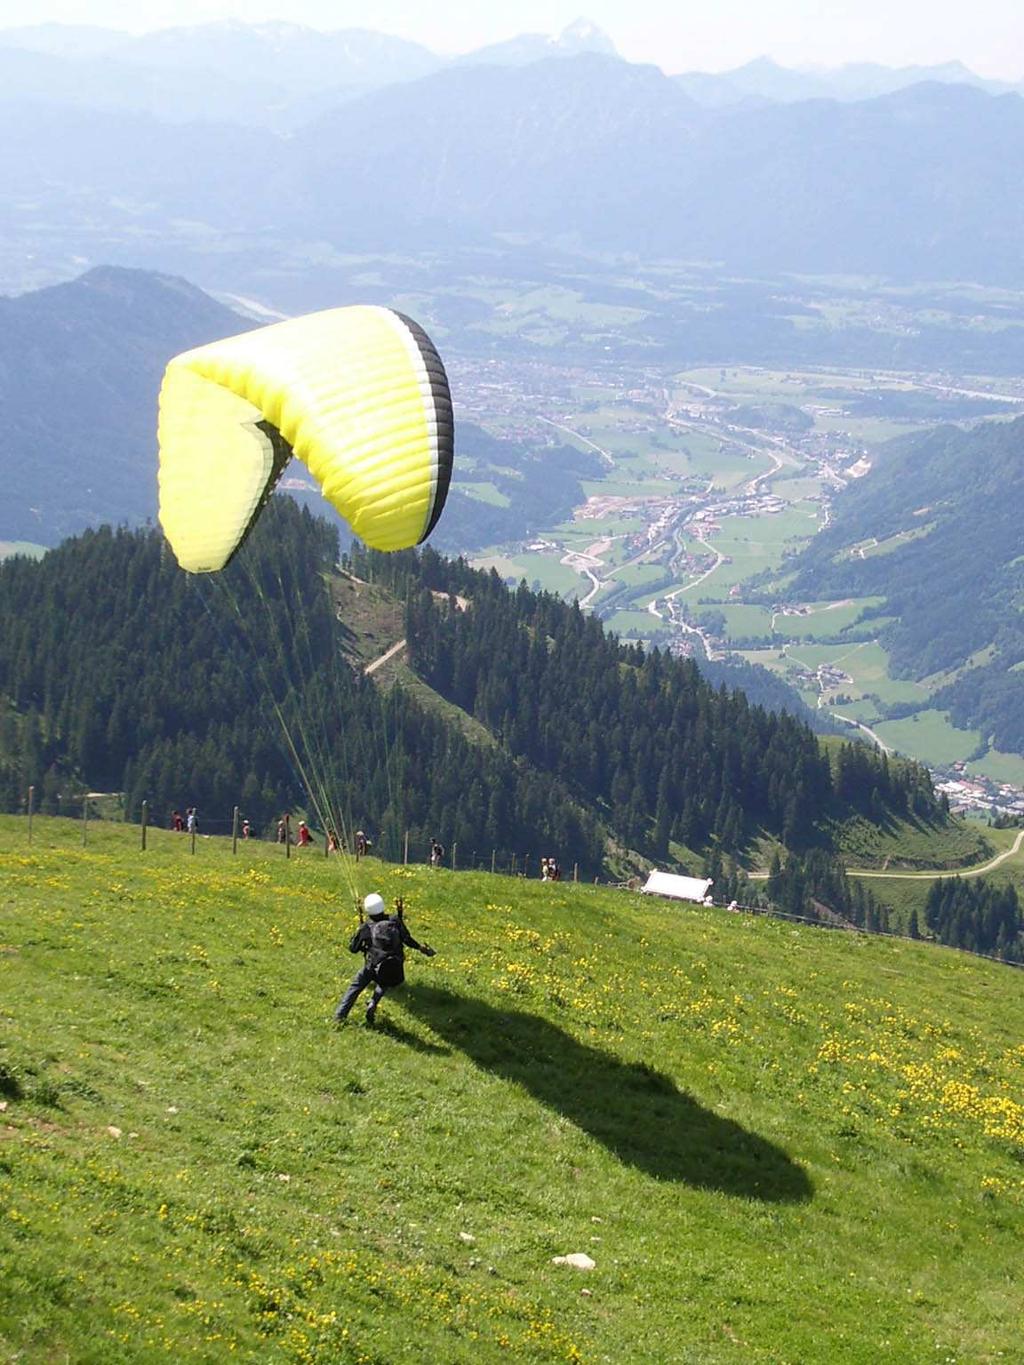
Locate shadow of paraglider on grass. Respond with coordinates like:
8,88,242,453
372,1016,452,1057
400,984,812,1202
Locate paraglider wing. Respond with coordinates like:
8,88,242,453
158,305,453,572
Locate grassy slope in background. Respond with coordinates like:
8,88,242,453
2,817,1023,1363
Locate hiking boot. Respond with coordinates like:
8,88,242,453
364,1004,377,1027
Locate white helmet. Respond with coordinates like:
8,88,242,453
363,893,387,920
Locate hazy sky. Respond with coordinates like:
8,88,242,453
0,0,1022,79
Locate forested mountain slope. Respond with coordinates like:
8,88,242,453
0,502,951,880
786,415,1024,751
350,541,946,859
0,506,602,871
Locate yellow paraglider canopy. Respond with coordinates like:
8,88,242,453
158,305,453,572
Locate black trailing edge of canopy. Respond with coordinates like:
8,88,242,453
394,311,454,544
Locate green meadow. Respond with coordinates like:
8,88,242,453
873,712,987,770
969,749,1024,789
3,819,1024,1364
740,641,934,718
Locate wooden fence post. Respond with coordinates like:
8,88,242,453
511,852,517,877
141,800,148,851
403,830,409,866
491,849,496,875
573,862,579,883
82,794,89,846
27,785,35,846
191,824,197,856
284,813,291,859
232,805,239,855
451,842,457,872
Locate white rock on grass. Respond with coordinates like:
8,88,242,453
107,1125,122,1138
551,1253,596,1270
458,1232,476,1245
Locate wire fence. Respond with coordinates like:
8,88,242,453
10,785,583,880
9,785,1022,971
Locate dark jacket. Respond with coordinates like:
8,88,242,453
348,915,424,961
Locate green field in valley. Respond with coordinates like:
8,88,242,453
969,749,1024,788
704,604,776,640
739,639,934,718
873,712,987,770
3,819,1024,1364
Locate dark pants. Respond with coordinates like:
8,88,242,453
334,963,385,1020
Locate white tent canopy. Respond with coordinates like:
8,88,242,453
641,871,713,903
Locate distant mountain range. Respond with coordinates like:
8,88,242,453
674,55,1023,108
288,60,1024,282
1,23,1023,288
2,18,1017,109
0,18,1019,131
0,19,617,130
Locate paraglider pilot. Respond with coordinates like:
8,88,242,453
334,893,435,1027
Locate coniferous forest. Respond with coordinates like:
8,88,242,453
923,877,1023,961
352,541,944,854
0,500,949,883
0,504,601,870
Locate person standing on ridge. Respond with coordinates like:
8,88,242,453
333,894,435,1027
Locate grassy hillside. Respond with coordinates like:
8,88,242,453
3,818,1024,1363
833,811,990,872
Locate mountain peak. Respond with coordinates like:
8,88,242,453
458,18,619,68
557,18,618,57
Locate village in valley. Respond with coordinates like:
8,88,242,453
454,354,1024,816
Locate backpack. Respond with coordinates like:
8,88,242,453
367,917,405,988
